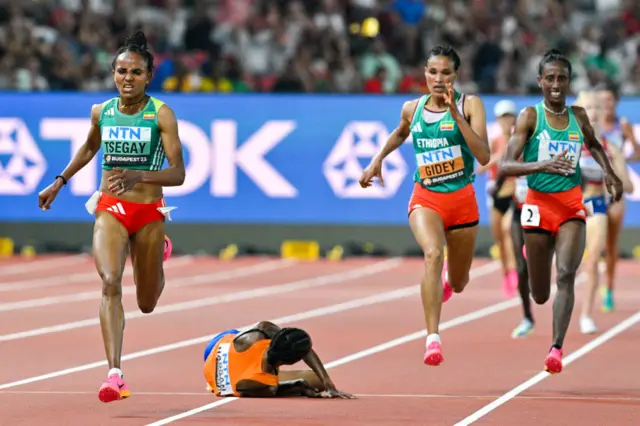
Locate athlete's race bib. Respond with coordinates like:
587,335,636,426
102,126,152,166
538,140,581,172
515,177,528,204
416,145,465,186
521,204,541,227
214,342,235,396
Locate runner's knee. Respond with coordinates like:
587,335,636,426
423,245,444,269
556,263,576,290
100,271,123,298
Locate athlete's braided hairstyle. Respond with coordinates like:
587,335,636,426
266,327,312,366
426,45,461,71
538,48,572,77
111,31,155,73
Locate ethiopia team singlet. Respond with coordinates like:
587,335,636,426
410,92,476,193
99,97,167,171
522,102,584,193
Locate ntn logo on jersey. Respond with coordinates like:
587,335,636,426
101,126,151,142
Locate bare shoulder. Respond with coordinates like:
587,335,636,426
157,102,177,121
517,106,537,126
90,103,103,124
462,94,486,119
401,98,421,119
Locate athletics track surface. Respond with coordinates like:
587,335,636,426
0,254,638,425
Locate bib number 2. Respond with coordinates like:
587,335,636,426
521,204,541,227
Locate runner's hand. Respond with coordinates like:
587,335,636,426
442,82,459,118
359,158,384,188
108,168,143,195
38,178,65,211
541,148,574,175
319,388,356,399
604,171,624,202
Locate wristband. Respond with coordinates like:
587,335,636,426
55,175,68,186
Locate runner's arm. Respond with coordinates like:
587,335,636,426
621,119,640,161
253,321,337,391
500,107,544,176
372,100,415,163
458,95,490,165
139,104,185,186
55,104,103,185
608,143,634,193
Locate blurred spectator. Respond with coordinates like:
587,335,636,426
0,0,638,96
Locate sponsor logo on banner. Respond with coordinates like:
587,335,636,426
323,121,407,198
0,118,47,195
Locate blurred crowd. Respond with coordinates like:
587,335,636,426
0,0,639,95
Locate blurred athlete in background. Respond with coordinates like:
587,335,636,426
477,100,519,298
203,322,354,399
598,83,640,312
360,45,490,366
38,31,185,402
575,90,634,334
499,49,623,374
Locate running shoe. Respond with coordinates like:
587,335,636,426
579,316,598,334
163,235,173,262
544,347,563,374
442,259,453,303
98,373,131,403
601,287,614,313
423,341,444,366
511,318,534,338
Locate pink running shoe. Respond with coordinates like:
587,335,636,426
442,259,453,303
503,269,518,299
544,347,563,374
423,341,444,366
163,235,173,262
98,373,131,403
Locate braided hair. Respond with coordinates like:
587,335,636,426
266,328,312,366
538,48,572,78
111,31,155,73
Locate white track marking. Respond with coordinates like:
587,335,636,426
2,391,639,403
0,254,89,277
0,258,402,341
454,310,640,426
145,268,582,425
0,255,195,293
0,260,496,391
0,259,290,309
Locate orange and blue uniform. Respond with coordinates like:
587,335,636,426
204,331,278,397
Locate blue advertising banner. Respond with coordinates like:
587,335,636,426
1,93,639,226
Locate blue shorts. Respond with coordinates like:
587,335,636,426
203,329,240,361
585,195,608,216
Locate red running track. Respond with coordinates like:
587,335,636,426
0,255,638,426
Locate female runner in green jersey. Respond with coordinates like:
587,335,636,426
360,45,491,366
499,49,623,374
38,31,186,401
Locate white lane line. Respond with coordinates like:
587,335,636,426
0,259,495,392
453,310,640,426
145,267,582,425
0,254,90,277
0,255,195,293
0,259,290,310
0,258,402,341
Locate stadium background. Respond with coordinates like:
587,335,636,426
0,0,639,258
